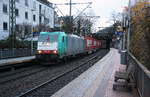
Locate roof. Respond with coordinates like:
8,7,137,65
37,0,54,8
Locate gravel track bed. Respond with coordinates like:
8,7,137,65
24,53,103,97
0,49,109,97
0,66,47,84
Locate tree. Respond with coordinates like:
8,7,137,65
34,24,52,32
73,15,94,36
16,23,32,40
130,1,150,69
111,12,122,25
77,19,81,35
110,12,122,32
61,16,74,34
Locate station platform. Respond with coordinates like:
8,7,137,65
52,48,137,97
0,56,35,67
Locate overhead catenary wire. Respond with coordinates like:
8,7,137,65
54,2,92,5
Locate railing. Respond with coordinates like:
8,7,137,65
127,52,150,97
0,48,36,59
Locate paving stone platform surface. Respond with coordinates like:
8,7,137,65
52,48,138,97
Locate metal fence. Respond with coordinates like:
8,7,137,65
127,52,150,97
0,48,36,59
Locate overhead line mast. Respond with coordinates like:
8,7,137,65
55,1,92,18
55,1,92,33
70,0,72,23
9,0,16,48
55,2,92,5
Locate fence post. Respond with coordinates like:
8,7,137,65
0,49,2,59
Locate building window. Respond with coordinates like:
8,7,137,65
25,0,28,6
25,12,28,19
16,0,19,3
33,1,36,9
3,4,7,13
39,4,42,12
3,22,8,30
15,9,19,16
39,16,42,24
33,15,36,21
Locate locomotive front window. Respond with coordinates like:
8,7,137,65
38,34,58,43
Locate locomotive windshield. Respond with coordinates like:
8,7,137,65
38,34,58,43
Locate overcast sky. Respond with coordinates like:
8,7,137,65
49,0,129,30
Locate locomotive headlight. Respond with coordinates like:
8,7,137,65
53,50,57,54
38,50,42,54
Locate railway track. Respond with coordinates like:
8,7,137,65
17,53,101,97
0,49,109,97
0,65,47,84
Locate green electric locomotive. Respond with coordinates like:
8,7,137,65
36,32,85,62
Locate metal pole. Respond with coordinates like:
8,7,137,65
69,0,72,33
0,49,3,59
31,32,33,55
122,31,126,50
122,13,126,50
31,11,33,55
69,0,72,21
127,0,131,51
31,9,35,55
9,0,16,56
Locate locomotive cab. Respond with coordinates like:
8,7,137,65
36,32,59,61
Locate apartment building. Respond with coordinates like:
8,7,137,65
0,0,54,40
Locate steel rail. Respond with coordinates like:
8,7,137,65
16,55,100,97
0,66,47,84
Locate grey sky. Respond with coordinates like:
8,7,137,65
49,0,129,30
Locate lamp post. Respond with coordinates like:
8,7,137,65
31,9,35,55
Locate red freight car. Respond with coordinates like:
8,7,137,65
84,36,101,54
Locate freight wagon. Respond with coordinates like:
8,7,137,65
84,36,101,54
